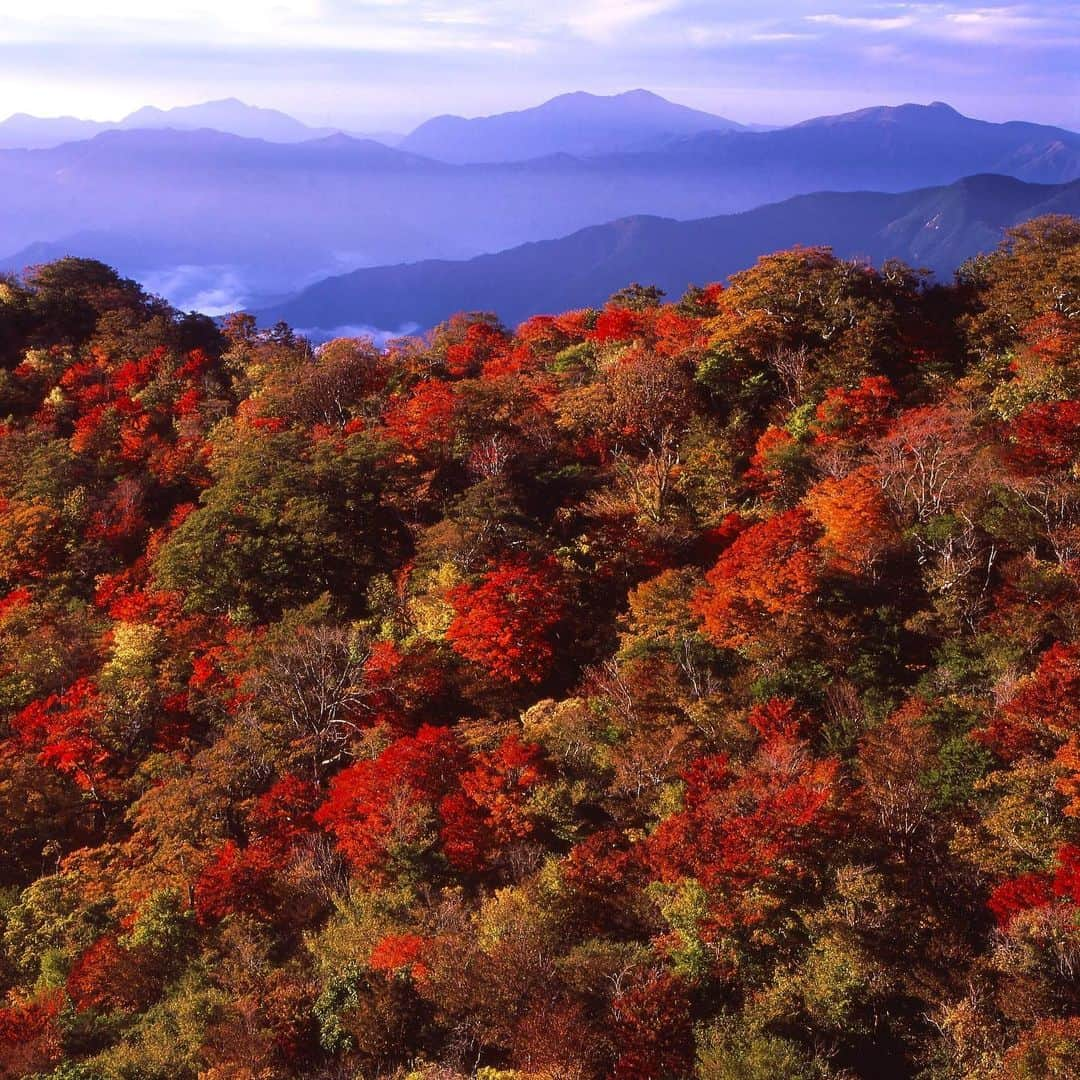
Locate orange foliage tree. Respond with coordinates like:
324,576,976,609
692,508,822,655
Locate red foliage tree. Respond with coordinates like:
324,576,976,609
747,697,809,741
0,586,32,621
692,508,822,655
446,558,565,684
249,773,319,847
1020,312,1080,367
812,374,898,449
66,934,156,1013
0,991,63,1079
804,464,898,575
648,723,839,905
314,725,466,879
194,838,280,924
987,873,1054,929
439,735,546,871
11,678,111,795
986,845,1080,929
369,932,429,980
444,321,509,378
1052,843,1080,903
384,379,457,453
610,971,694,1080
590,306,643,345
561,829,647,934
745,425,802,502
977,641,1080,760
361,638,448,732
653,306,704,353
1007,400,1080,473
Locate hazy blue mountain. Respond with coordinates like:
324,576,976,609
116,98,340,141
257,174,1080,333
2,102,1079,311
0,98,400,149
398,89,745,163
0,130,451,273
0,113,108,149
660,102,1080,188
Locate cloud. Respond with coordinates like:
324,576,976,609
807,3,1080,47
5,1,1079,56
937,6,1048,44
137,264,252,314
0,2,531,54
299,322,422,345
749,31,819,41
0,1,1075,130
807,13,915,31
562,0,682,42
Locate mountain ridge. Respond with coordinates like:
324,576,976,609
3,100,1079,311
256,173,1080,333
0,97,402,149
398,89,747,163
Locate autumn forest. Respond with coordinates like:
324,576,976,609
1,217,1080,1079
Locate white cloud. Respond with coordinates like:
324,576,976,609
9,1,1071,59
138,264,252,314
807,3,1079,47
561,0,681,42
685,24,819,46
939,6,1045,43
0,2,528,53
0,0,751,55
807,13,915,31
299,322,421,345
0,1,1075,130
749,31,819,41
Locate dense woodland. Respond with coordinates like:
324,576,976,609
0,218,1078,1079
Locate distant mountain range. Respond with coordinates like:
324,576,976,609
1,95,1078,312
0,90,746,154
397,89,745,163
660,102,1080,190
257,174,1080,333
0,98,401,149
118,100,351,143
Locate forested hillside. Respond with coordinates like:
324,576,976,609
1,219,1079,1079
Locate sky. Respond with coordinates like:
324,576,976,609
0,1,1076,132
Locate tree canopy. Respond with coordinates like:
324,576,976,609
0,220,1079,1078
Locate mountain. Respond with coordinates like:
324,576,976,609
116,98,340,142
257,174,1080,333
398,89,744,163
665,102,1080,188
0,113,108,149
0,130,449,308
2,102,1079,312
0,98,400,149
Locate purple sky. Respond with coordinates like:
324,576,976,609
1,2,1077,131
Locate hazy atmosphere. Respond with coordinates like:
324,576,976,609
2,4,1080,1078
2,2,1078,130
2,1,1077,325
